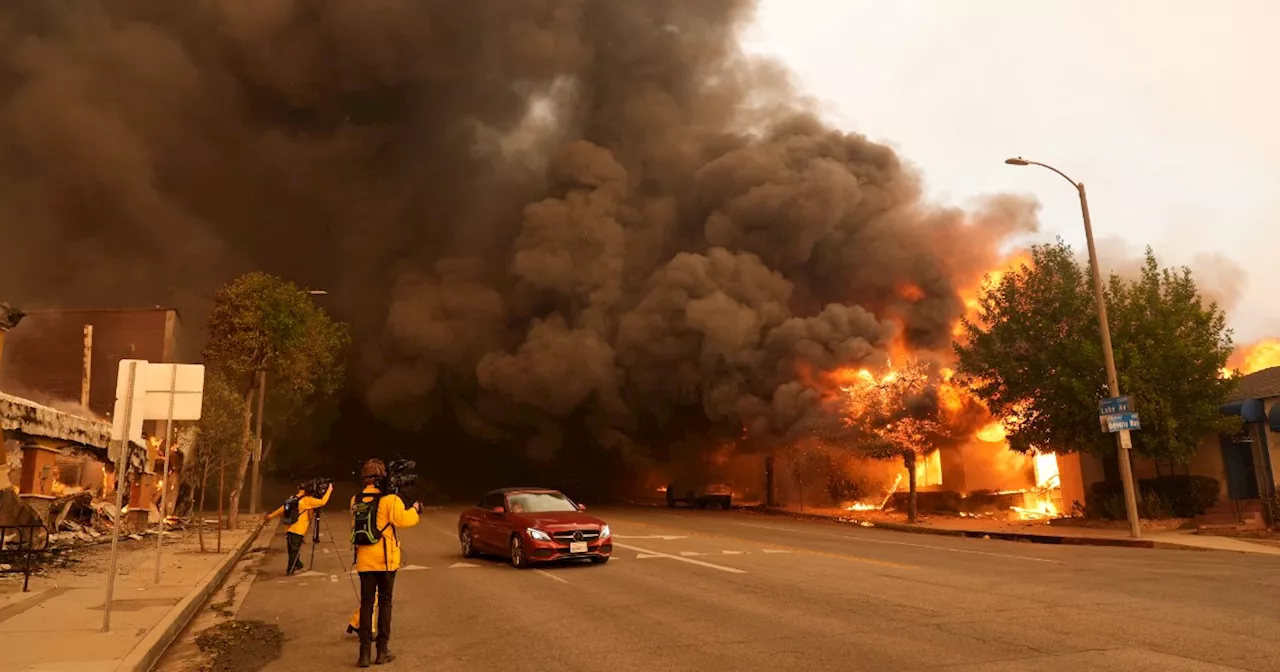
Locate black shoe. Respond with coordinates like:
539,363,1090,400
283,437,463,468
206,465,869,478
346,625,358,635
375,644,395,665
358,644,372,668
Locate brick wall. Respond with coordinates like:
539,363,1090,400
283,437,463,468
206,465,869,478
0,308,183,417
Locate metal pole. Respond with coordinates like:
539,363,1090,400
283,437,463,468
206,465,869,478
80,326,93,488
250,370,266,515
103,361,138,633
1077,183,1142,539
155,365,178,584
80,326,93,408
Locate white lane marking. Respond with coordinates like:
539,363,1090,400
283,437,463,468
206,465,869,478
612,542,746,574
614,535,688,540
762,549,791,554
679,551,706,557
400,565,430,571
323,548,331,554
450,562,480,568
722,550,746,555
636,553,663,559
289,571,328,578
329,575,338,582
534,569,569,584
736,522,1064,564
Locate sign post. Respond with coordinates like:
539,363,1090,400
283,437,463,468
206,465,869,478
1098,396,1140,474
144,363,206,584
103,359,146,633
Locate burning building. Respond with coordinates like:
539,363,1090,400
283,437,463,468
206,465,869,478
0,308,194,523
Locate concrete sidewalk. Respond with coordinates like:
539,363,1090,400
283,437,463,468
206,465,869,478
0,520,262,672
749,505,1280,555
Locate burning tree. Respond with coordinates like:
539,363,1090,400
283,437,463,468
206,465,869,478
839,358,946,523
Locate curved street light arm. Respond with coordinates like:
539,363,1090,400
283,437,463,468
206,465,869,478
1018,161,1080,192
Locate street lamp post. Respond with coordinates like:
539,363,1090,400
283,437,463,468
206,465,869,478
1004,157,1142,539
248,288,328,515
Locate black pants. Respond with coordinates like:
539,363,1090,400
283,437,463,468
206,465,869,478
285,532,305,575
358,571,396,645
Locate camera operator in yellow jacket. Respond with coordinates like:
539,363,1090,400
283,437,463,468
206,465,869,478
348,459,422,666
263,482,333,576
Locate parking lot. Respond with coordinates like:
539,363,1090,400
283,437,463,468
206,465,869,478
224,506,1280,672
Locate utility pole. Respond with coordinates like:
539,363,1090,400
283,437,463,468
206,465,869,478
1005,157,1142,539
81,325,94,488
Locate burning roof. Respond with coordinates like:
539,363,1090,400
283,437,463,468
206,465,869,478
0,391,124,452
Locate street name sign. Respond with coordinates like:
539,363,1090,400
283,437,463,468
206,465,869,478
1104,412,1141,433
1098,396,1132,416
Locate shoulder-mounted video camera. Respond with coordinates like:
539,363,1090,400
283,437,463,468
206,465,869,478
381,458,418,496
300,477,333,499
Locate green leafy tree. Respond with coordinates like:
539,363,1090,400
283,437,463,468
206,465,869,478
203,272,350,527
191,369,244,547
1107,250,1240,463
954,240,1239,465
840,358,945,522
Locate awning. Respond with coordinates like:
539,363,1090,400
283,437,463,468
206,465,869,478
1220,398,1266,423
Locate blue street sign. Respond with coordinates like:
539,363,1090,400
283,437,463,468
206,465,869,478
1098,396,1133,416
1104,412,1140,433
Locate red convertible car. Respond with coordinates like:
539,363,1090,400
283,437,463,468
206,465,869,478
457,488,612,568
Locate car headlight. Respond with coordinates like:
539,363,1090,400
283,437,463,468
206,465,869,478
599,524,611,538
526,528,551,541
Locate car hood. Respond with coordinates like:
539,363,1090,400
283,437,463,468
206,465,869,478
512,511,606,530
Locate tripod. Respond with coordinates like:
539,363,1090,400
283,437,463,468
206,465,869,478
309,509,321,571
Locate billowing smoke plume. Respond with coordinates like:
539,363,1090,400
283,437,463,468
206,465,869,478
0,0,1038,464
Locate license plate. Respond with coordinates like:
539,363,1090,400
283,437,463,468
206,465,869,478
569,541,588,554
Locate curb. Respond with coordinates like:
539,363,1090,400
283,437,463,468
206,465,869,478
743,507,1173,550
119,521,266,672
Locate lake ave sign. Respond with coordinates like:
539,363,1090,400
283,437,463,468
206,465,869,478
1098,396,1140,438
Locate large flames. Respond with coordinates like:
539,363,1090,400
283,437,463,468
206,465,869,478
831,251,1065,522
1224,339,1280,378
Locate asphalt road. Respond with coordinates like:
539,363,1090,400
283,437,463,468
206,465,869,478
233,506,1280,672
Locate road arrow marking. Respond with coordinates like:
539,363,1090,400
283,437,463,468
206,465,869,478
613,535,688,541
679,551,706,557
763,549,791,554
450,562,480,568
721,550,746,555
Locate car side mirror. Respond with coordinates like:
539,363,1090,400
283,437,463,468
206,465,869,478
577,503,587,511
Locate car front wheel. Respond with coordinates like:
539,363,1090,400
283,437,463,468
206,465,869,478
510,534,530,569
460,527,477,558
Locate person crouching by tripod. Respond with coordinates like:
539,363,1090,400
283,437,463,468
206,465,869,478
263,480,334,576
352,459,422,667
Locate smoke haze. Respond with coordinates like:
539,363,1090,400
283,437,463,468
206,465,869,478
0,0,1042,467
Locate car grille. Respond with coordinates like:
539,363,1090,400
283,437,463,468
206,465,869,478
552,529,601,543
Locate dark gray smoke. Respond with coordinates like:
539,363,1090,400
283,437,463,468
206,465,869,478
0,0,1038,462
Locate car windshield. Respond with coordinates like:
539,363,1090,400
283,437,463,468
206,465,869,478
507,492,578,513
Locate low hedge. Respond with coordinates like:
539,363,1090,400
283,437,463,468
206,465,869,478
1089,475,1219,518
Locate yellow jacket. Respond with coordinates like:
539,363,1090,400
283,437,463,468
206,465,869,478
351,486,420,572
268,485,333,537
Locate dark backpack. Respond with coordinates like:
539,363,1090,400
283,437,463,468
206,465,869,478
281,495,301,526
351,493,389,547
